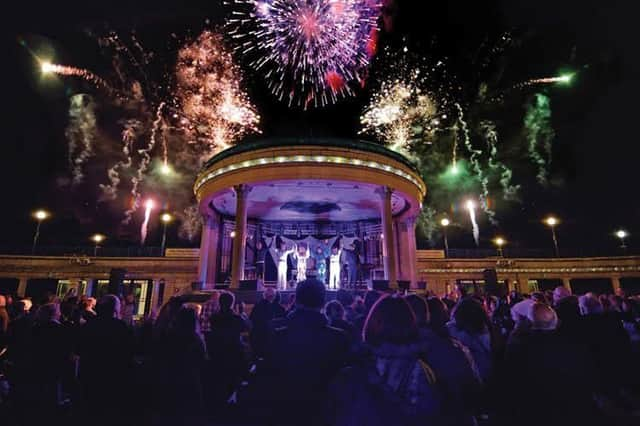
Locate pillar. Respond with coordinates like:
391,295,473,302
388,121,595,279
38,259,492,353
611,276,621,294
198,213,220,289
562,276,572,292
149,278,161,311
17,277,28,297
230,184,251,289
377,186,398,287
406,216,418,288
516,276,530,293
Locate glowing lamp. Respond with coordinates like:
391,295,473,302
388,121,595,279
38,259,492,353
161,213,173,223
91,234,106,244
33,210,50,221
494,237,506,247
544,216,558,227
440,218,450,227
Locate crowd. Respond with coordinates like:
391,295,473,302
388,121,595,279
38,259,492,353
0,282,639,426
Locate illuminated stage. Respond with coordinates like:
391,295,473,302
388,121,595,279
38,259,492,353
194,138,426,290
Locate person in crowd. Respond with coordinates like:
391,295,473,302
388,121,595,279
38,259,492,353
77,294,135,424
325,300,357,343
199,290,220,334
249,287,285,358
447,298,493,382
120,292,136,326
578,293,635,393
206,291,248,404
621,297,640,354
245,279,349,425
552,285,571,306
336,289,357,323
426,297,450,337
330,295,443,426
154,296,182,339
406,294,481,425
0,295,9,348
78,296,97,324
353,290,381,333
499,302,601,426
152,305,207,425
11,303,74,423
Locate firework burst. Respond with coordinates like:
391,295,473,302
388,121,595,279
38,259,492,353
226,0,382,108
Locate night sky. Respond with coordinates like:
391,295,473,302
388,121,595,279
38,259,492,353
1,0,638,252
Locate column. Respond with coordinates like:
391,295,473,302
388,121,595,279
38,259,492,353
562,276,572,292
377,186,398,287
516,276,530,293
149,278,161,311
406,216,418,288
198,213,220,289
611,276,621,294
17,277,28,297
230,184,251,289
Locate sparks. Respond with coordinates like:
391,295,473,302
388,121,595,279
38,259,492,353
140,199,154,244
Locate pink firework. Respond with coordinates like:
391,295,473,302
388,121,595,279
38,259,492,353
226,0,382,108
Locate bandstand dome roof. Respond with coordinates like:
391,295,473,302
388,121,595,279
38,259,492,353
194,137,426,222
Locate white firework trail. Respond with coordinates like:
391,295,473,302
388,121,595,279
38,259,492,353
122,102,165,224
65,94,97,185
466,200,480,247
140,199,154,244
100,119,140,201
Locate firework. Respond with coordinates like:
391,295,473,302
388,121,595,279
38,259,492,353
40,61,120,97
466,199,480,247
524,93,554,185
226,0,381,108
176,30,260,159
65,94,97,184
360,49,452,155
140,199,154,244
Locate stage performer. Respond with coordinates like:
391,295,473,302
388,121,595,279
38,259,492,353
247,237,272,279
271,239,296,290
328,244,343,290
294,244,310,282
313,245,329,283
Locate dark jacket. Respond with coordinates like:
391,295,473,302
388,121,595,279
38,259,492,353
330,343,444,426
249,299,285,357
499,329,599,426
244,308,349,425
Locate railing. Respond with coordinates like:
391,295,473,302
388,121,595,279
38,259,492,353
0,246,171,257
445,247,639,259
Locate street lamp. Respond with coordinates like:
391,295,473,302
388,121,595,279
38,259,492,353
31,209,50,254
440,218,450,257
493,236,506,257
615,229,628,251
544,216,560,257
160,213,173,256
91,234,106,256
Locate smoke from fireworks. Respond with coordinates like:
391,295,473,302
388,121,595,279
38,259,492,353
140,199,154,244
524,93,554,185
226,0,382,108
65,94,97,185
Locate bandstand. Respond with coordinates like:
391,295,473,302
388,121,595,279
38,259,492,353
194,138,426,290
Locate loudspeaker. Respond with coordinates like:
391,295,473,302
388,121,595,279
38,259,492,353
108,268,126,296
191,281,204,291
239,279,258,291
214,284,230,290
398,280,410,291
372,280,390,291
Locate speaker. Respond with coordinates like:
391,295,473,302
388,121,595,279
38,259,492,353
398,280,410,291
372,280,390,291
214,284,230,290
239,279,258,291
108,268,127,296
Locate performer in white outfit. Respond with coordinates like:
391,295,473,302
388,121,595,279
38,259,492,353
328,245,342,290
271,240,296,290
295,244,310,283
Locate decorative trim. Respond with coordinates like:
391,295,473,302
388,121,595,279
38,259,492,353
194,155,425,196
419,266,640,274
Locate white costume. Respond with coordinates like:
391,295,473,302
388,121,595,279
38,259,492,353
295,248,310,282
329,248,342,290
272,245,296,290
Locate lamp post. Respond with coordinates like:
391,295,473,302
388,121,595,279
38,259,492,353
91,234,105,256
440,218,450,257
160,213,173,256
493,237,506,257
31,209,50,254
544,216,560,257
615,229,628,252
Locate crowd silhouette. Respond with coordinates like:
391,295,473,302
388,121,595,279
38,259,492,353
0,280,639,425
